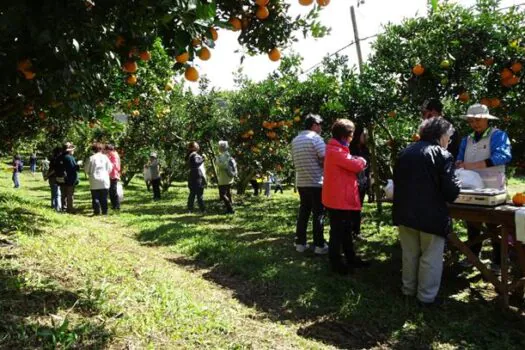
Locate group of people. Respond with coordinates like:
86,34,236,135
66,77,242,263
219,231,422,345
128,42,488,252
41,142,122,215
394,100,511,306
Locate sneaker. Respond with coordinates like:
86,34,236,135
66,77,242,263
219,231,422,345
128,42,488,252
418,297,444,307
314,244,329,255
459,258,473,268
489,262,501,276
295,243,310,253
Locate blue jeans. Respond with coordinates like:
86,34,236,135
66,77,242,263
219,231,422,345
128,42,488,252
50,180,61,211
91,189,109,215
12,172,20,188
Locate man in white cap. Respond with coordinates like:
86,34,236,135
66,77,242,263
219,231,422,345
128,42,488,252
148,152,161,200
456,103,512,273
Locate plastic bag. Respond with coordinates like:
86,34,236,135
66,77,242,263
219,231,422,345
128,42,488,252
117,182,124,201
143,167,151,181
384,179,394,200
455,169,484,189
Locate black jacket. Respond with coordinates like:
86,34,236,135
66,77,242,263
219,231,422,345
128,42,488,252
393,141,460,237
188,151,205,189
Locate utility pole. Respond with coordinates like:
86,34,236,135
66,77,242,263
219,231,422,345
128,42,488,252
350,5,383,213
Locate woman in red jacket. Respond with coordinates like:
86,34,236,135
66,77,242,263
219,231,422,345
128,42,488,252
322,119,369,275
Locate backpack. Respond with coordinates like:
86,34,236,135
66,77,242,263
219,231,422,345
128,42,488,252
17,160,23,172
227,157,238,178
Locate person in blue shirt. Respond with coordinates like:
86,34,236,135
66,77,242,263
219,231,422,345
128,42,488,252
456,104,512,274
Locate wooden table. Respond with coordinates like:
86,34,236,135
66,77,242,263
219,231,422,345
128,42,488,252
447,203,525,308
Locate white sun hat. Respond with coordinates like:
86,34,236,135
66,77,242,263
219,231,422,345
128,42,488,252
460,103,499,120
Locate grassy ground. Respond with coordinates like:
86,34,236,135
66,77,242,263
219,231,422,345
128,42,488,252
1,169,524,349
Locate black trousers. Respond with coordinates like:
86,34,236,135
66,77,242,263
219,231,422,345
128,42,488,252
109,179,120,209
91,189,109,215
188,187,205,211
327,208,360,270
467,222,501,264
250,180,259,196
151,178,161,200
295,187,325,247
218,185,233,213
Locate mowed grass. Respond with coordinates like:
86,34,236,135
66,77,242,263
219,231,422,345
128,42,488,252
0,168,524,349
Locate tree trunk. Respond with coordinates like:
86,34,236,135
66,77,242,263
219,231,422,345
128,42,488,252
237,169,256,195
206,140,218,185
122,172,135,187
368,124,383,214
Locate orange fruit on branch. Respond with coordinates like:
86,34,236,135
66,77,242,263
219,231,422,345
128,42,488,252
483,57,494,66
299,0,314,5
17,59,32,72
511,62,522,73
115,35,125,48
458,91,470,103
317,0,331,6
490,98,501,108
256,6,270,20
229,18,242,31
126,74,137,85
198,47,211,61
184,66,199,82
255,0,269,5
23,71,36,80
209,27,218,41
501,68,513,79
175,52,189,63
122,61,138,73
480,98,490,107
139,51,151,61
412,64,425,76
268,48,281,61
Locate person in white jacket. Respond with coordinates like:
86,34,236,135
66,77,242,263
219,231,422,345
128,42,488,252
85,142,113,215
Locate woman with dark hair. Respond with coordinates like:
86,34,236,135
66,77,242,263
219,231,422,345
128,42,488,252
12,154,22,188
322,119,369,275
393,117,460,306
44,147,63,211
349,126,371,238
187,141,206,212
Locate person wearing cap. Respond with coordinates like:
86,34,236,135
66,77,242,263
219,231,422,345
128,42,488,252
215,140,235,214
85,142,113,215
456,103,512,273
147,152,161,200
421,98,461,159
56,142,80,213
291,113,328,254
187,141,206,212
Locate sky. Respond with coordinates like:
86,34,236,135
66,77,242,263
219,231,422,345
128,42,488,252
189,0,523,91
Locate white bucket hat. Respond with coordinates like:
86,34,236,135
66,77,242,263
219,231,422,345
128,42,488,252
460,103,499,120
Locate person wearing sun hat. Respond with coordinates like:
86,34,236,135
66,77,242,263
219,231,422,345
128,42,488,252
456,103,512,273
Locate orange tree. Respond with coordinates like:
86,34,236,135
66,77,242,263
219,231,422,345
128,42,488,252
367,0,525,174
0,0,328,151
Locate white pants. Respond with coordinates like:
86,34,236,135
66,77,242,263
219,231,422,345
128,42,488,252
399,225,445,303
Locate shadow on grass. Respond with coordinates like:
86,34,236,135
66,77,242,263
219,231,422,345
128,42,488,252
0,266,111,349
0,193,51,236
130,188,525,349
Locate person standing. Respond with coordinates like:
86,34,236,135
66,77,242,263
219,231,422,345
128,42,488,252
393,117,460,306
349,127,371,238
421,98,461,159
85,143,113,215
291,114,328,254
187,142,206,212
148,152,161,200
56,142,80,213
323,119,369,274
29,153,37,175
456,104,512,273
12,155,22,188
105,144,121,210
44,147,63,212
215,140,235,214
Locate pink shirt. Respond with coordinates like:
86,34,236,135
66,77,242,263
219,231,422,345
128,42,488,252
107,150,121,180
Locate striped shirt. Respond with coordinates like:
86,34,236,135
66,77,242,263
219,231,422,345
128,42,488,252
291,130,326,187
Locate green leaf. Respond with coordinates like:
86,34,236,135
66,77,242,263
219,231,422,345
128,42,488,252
430,0,438,12
196,2,216,21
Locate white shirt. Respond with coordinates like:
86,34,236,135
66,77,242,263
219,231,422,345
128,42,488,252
291,130,326,187
85,152,113,190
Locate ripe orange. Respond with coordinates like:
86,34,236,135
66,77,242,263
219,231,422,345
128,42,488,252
23,71,36,80
511,62,522,73
388,111,396,118
191,38,201,47
185,66,199,82
316,0,330,5
412,133,421,142
175,52,190,64
256,6,270,20
115,35,125,48
299,0,314,5
139,51,151,61
508,75,520,86
126,74,137,85
209,27,218,41
480,98,490,107
123,61,138,73
490,98,501,108
483,57,494,66
501,68,513,79
229,18,242,31
412,64,425,76
241,17,250,30
255,0,269,5
268,48,281,62
38,111,46,120
17,59,32,72
458,91,469,102
198,47,211,61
